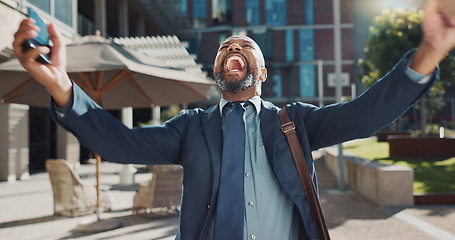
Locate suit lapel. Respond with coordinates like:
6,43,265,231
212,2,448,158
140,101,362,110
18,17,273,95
261,103,304,209
201,104,223,202
260,101,280,166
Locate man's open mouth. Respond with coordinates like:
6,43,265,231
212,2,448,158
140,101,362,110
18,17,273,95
224,55,246,72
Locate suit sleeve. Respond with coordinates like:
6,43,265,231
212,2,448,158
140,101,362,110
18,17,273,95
50,82,183,165
298,50,438,150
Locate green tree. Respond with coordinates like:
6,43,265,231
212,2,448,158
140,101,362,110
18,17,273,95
358,8,455,135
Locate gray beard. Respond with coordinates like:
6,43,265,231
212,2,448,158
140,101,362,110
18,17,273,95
215,71,258,93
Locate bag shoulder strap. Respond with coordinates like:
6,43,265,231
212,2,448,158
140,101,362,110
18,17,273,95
278,107,331,240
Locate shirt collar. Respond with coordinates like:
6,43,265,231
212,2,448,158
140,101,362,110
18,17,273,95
219,96,262,115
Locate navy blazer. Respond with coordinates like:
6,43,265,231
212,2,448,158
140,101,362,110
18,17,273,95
51,51,437,240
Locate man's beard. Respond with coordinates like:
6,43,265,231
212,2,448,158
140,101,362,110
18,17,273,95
215,69,258,93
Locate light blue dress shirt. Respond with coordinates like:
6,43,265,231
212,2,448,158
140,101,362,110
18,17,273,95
210,96,299,240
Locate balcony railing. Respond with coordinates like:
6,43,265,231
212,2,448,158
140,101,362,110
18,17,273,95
77,13,97,36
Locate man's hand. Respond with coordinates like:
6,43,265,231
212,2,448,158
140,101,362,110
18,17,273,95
12,18,72,108
438,0,455,26
410,0,455,75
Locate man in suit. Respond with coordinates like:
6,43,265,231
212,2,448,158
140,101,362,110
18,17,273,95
12,0,455,239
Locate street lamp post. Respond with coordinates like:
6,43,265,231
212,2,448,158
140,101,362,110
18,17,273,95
333,0,345,191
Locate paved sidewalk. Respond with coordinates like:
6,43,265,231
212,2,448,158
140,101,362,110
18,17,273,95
0,152,454,240
316,148,455,240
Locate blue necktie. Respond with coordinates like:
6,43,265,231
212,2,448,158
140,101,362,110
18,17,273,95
214,102,246,240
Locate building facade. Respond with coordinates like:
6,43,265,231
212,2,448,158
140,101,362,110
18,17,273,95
178,0,356,106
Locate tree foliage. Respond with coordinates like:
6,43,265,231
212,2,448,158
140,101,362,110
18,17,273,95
358,8,455,127
359,9,422,87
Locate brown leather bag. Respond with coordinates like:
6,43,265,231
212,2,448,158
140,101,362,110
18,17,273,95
279,108,331,240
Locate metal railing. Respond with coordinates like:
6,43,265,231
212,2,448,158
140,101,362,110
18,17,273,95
77,13,97,36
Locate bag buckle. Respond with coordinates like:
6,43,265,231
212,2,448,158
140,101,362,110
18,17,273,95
281,122,295,133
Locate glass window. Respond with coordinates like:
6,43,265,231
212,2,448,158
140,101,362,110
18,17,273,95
253,30,272,60
219,33,227,45
273,69,282,98
245,0,259,26
180,0,188,14
193,0,207,27
299,29,314,61
265,0,286,26
186,38,199,57
55,0,72,26
28,0,50,14
300,65,315,97
299,29,315,97
305,0,314,24
193,0,207,18
28,0,74,27
286,29,294,62
212,0,231,25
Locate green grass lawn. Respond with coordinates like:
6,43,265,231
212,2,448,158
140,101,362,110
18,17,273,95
343,138,455,194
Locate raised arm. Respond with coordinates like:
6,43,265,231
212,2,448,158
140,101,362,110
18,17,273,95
410,0,455,74
12,18,72,108
301,50,437,150
13,19,183,165
302,0,455,150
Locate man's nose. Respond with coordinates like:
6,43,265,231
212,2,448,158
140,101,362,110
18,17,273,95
227,43,242,52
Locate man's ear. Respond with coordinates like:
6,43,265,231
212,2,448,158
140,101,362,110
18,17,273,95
260,68,267,82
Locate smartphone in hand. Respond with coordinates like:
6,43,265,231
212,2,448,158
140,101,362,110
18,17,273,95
22,7,52,64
